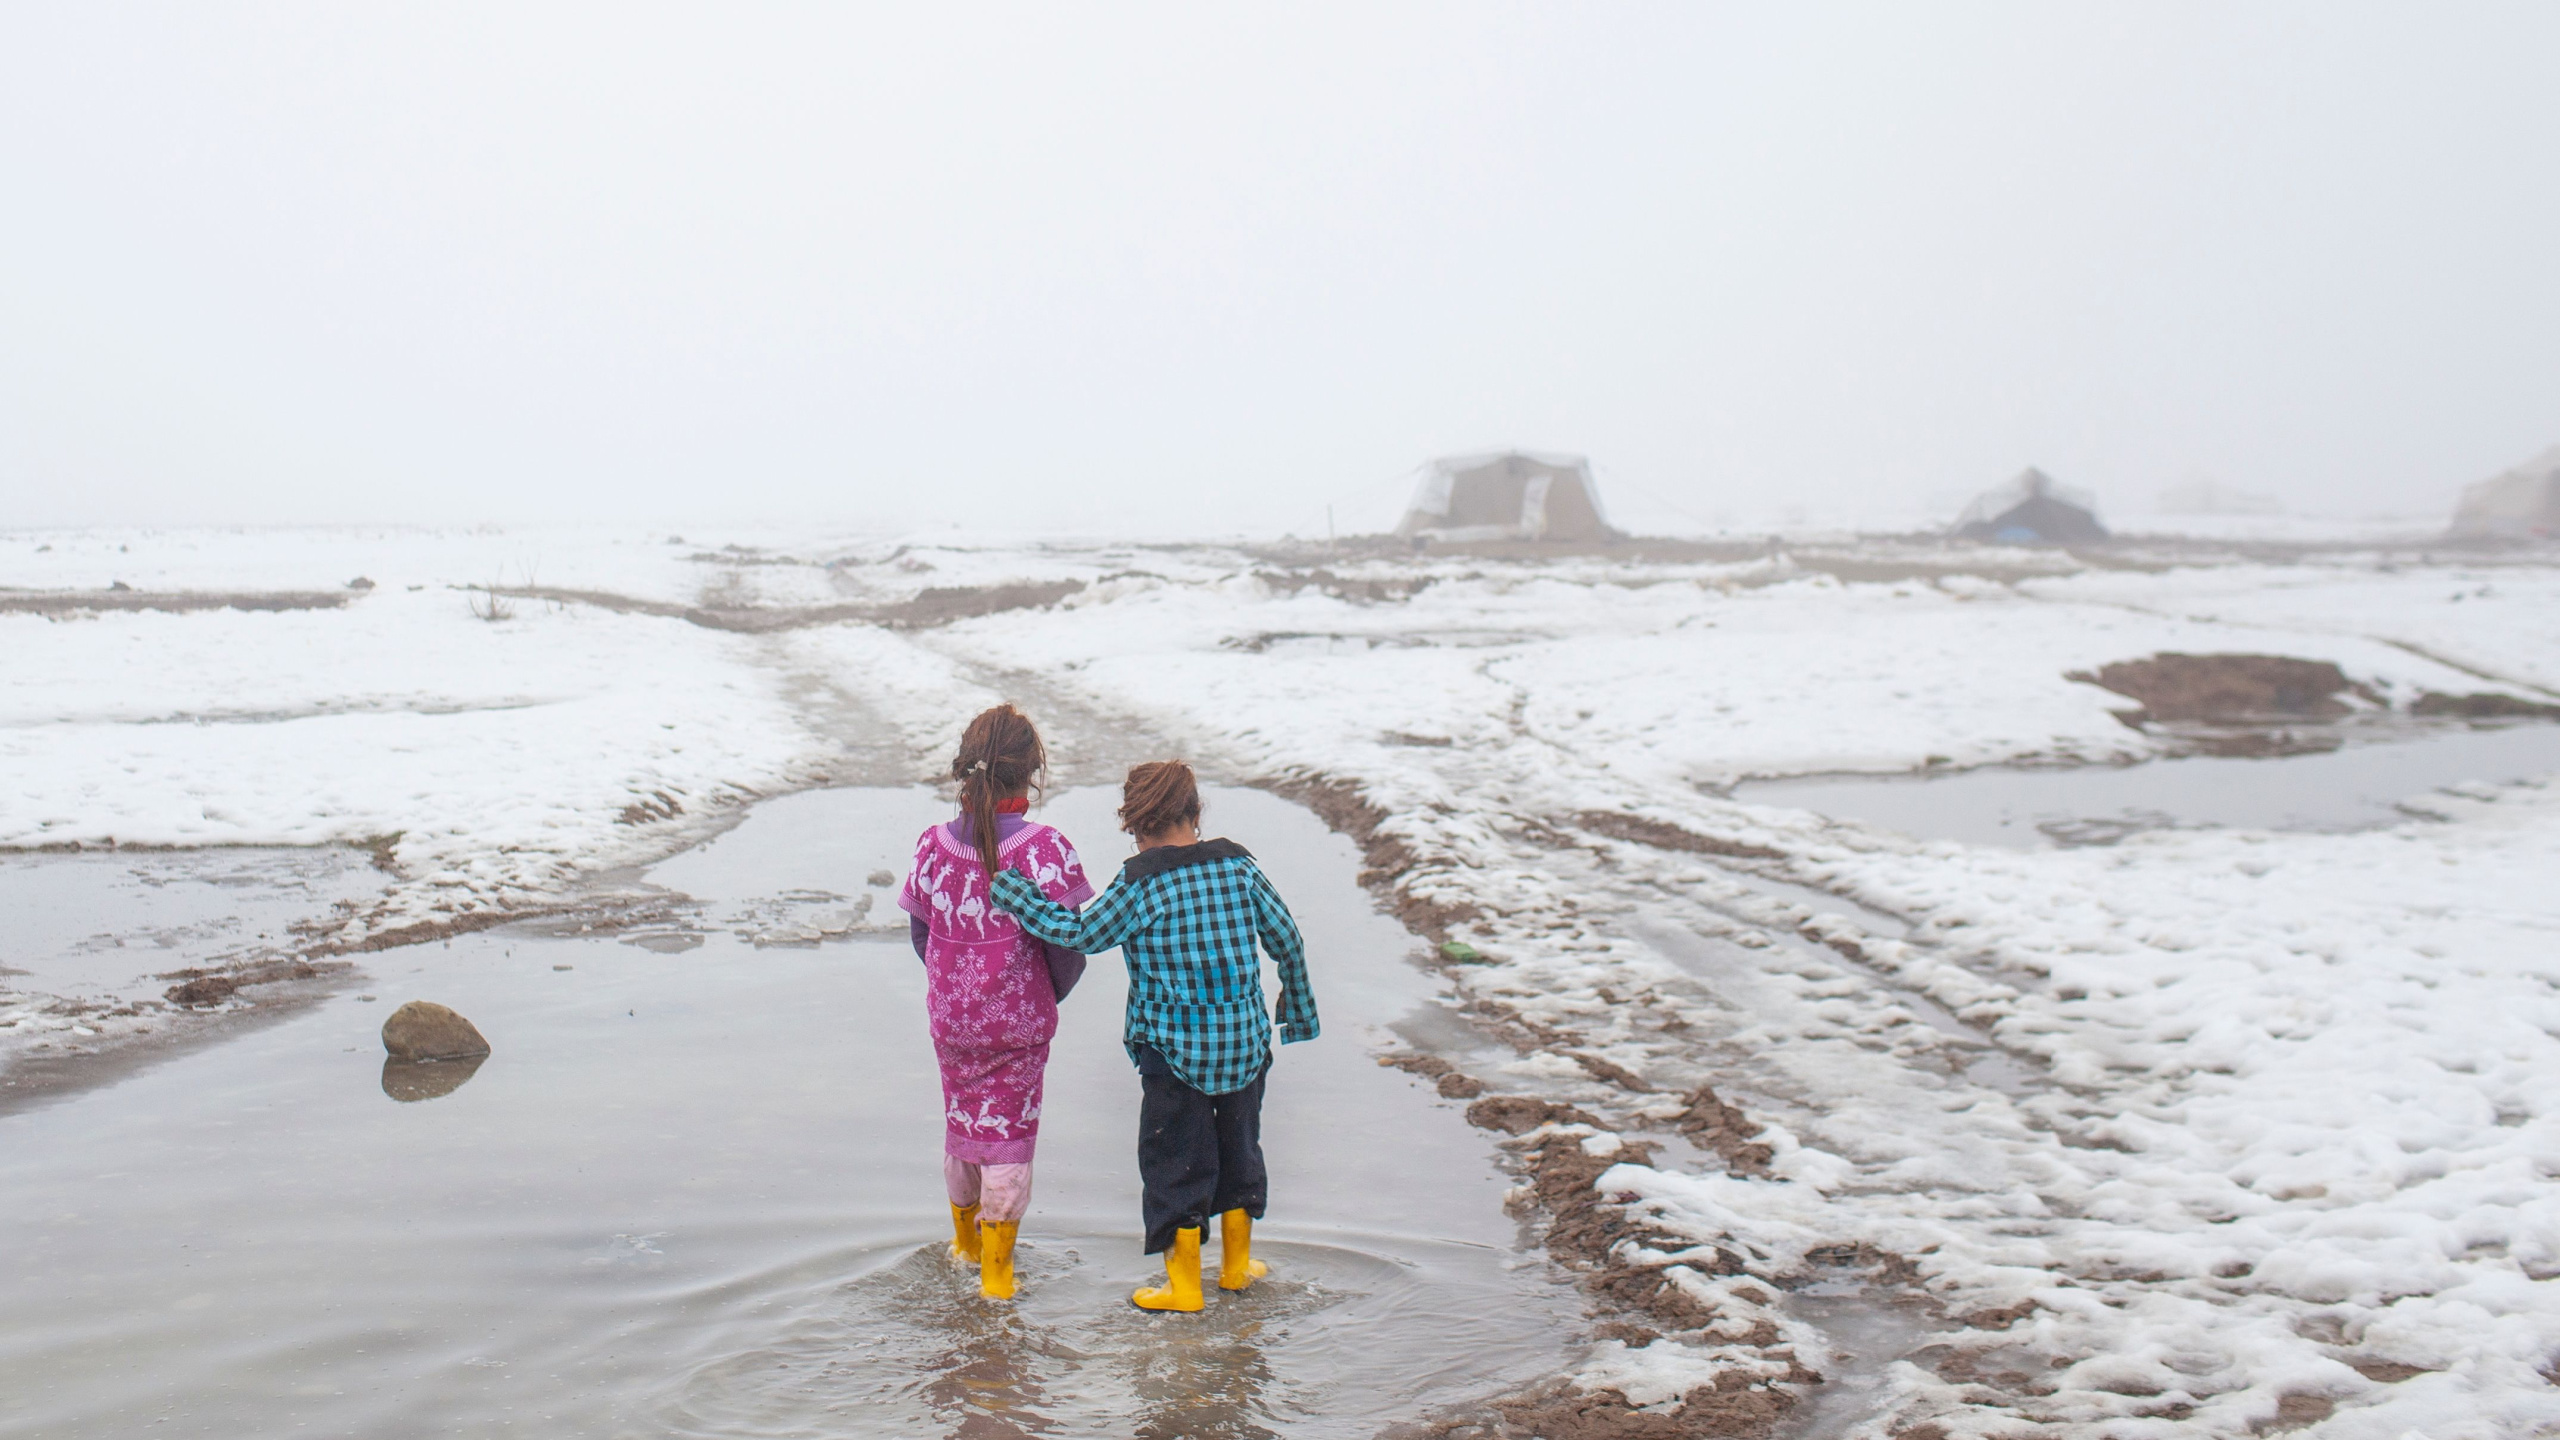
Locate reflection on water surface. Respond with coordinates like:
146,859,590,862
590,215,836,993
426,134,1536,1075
380,1054,485,1102
669,1236,1438,1439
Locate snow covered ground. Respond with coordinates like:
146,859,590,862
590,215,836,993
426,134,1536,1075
6,524,2560,1437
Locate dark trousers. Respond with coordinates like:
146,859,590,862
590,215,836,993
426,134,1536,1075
1134,1044,1268,1254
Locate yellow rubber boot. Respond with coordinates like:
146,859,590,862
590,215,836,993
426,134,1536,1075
978,1221,1019,1299
949,1203,981,1264
1132,1226,1204,1312
1218,1208,1269,1291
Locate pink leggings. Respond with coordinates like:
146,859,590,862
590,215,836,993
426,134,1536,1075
945,1156,1034,1224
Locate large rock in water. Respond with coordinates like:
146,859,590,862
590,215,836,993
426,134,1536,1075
381,1001,491,1060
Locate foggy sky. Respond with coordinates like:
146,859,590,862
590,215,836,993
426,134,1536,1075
4,4,2555,536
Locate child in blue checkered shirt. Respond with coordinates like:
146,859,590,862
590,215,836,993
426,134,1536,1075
989,759,1319,1313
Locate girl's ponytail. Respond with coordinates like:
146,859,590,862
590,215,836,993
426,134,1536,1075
951,704,1047,877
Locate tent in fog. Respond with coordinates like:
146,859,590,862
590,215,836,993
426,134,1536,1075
2449,446,2560,540
1396,451,1616,544
1951,468,2108,545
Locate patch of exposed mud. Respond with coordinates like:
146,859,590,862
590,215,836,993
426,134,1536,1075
1573,811,1784,862
872,579,1088,627
159,955,339,1008
2412,690,2560,720
616,790,687,825
305,904,578,956
481,579,1085,633
0,588,355,615
1380,1050,1490,1099
1669,1083,1776,1175
2068,653,2375,726
1417,1370,1807,1440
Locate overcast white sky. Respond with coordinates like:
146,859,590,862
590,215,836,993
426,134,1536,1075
3,4,2554,535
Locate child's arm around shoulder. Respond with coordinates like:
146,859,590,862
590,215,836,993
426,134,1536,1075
1022,826,1097,909
990,863,1155,955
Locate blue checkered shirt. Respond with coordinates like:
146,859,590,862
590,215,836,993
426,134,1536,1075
990,845,1319,1095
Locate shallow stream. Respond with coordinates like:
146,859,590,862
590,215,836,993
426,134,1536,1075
0,786,1578,1439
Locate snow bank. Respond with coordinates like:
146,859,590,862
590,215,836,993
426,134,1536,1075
2,592,813,922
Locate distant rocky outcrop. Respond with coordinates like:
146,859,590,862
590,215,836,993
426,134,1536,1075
380,1001,491,1061
2449,444,2560,540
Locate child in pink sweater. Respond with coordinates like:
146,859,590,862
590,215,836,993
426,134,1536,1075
896,704,1093,1299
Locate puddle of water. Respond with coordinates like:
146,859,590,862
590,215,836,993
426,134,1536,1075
1774,1289,1945,1440
0,786,1574,1439
1736,721,2560,848
598,785,959,950
0,847,382,996
665,1230,1524,1439
641,783,949,910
